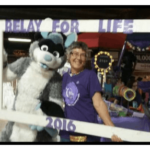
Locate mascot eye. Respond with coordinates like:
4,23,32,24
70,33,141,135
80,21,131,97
41,45,48,51
53,51,60,58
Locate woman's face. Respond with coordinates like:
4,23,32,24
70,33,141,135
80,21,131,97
69,48,86,71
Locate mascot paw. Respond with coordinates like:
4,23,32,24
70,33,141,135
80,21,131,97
29,102,44,131
29,125,44,131
35,102,41,110
45,127,58,138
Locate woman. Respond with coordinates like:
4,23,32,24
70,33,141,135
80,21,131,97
60,41,122,142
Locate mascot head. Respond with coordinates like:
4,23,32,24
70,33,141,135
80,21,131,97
29,32,77,71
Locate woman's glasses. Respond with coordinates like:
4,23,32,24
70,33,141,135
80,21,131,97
70,52,86,59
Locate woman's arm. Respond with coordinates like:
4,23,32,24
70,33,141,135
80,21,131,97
92,92,114,126
92,92,122,142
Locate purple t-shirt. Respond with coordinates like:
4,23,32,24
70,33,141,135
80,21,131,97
60,69,102,140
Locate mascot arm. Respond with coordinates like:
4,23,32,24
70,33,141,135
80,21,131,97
40,101,64,139
40,72,64,117
49,72,64,108
3,49,17,82
3,56,30,82
3,66,18,82
40,101,65,118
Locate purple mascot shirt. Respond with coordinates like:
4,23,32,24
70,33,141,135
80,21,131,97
60,69,102,140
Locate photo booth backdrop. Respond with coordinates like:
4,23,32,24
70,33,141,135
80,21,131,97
2,19,150,142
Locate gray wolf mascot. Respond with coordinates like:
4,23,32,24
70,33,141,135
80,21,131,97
0,32,77,142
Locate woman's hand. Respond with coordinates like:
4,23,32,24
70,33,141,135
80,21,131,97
111,134,122,142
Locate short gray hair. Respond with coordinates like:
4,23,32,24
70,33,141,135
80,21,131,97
66,41,88,56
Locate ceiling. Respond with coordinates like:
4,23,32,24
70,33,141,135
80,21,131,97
1,7,150,19
2,6,150,58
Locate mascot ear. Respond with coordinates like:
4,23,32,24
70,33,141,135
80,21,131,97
41,32,49,39
59,33,67,43
65,33,77,48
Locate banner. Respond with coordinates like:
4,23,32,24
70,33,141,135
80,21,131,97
135,53,150,71
2,19,150,34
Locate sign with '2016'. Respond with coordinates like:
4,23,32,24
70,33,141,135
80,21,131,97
46,116,76,132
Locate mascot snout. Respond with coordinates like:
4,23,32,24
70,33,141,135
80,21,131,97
44,55,52,62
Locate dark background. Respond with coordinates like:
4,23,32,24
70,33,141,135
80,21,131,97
1,7,150,19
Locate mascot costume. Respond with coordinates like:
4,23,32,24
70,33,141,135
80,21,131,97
0,32,77,142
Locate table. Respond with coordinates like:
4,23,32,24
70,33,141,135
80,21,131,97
97,115,150,142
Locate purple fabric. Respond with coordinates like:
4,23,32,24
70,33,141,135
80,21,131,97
62,69,102,122
129,41,150,49
138,81,150,93
127,33,150,49
60,69,102,140
98,115,150,142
